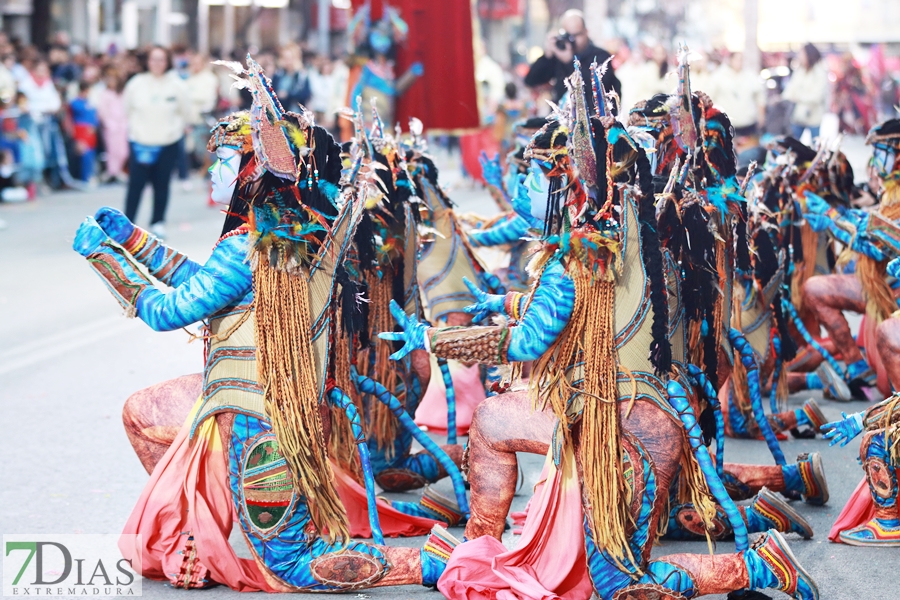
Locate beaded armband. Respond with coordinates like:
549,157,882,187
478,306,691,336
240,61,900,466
122,226,189,286
86,242,153,317
503,292,527,321
426,325,511,365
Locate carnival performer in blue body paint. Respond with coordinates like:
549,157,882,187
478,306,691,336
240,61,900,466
72,56,452,592
796,119,900,402
470,117,548,293
382,61,819,600
348,3,422,129
627,89,828,509
822,385,900,546
332,107,466,517
822,257,900,546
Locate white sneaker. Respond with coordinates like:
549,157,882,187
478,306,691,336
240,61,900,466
149,222,166,239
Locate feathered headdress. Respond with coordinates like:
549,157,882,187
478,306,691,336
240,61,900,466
215,55,313,182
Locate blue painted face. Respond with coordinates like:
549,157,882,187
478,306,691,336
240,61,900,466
872,143,898,180
369,30,392,56
526,160,552,222
209,146,242,206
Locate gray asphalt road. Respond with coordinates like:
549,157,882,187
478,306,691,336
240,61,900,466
1,148,898,599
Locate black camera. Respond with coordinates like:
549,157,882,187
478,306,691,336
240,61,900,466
555,32,575,51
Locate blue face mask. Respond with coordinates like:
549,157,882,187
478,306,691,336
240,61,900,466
369,31,392,56
872,144,898,179
526,160,551,222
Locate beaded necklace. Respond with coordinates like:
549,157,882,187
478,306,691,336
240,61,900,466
214,225,249,249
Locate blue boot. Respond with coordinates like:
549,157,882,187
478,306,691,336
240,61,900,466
781,452,829,505
744,530,819,599
420,525,461,587
745,488,813,539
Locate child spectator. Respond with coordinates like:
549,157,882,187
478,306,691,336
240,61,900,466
0,92,44,199
97,68,128,183
68,80,98,183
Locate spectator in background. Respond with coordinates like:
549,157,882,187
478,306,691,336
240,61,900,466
782,43,829,141
184,52,219,173
19,59,61,120
19,59,62,186
122,46,191,238
832,52,876,135
98,67,128,183
475,37,506,119
271,43,311,112
618,43,669,113
12,91,45,199
49,45,80,87
327,55,350,136
308,54,335,126
689,51,715,98
525,9,621,114
709,51,765,150
0,55,16,105
68,81,98,183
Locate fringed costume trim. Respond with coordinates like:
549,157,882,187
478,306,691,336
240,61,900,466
253,252,349,544
528,249,638,574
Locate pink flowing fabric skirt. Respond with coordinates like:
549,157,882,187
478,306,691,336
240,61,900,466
119,399,279,591
828,477,876,543
120,400,442,591
438,449,594,600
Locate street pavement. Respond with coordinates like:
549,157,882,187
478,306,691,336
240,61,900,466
1,144,898,599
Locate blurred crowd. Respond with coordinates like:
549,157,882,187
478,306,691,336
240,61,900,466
1,20,899,228
476,22,900,165
0,30,351,236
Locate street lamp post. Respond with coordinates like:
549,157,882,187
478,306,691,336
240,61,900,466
317,0,330,56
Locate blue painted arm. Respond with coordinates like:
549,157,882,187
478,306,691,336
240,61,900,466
94,206,202,286
888,257,900,279
468,214,530,247
379,258,573,364
135,234,253,331
849,219,887,261
506,260,574,361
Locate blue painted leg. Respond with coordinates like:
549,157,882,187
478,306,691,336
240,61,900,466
729,328,786,466
667,379,749,552
437,358,457,445
328,387,385,545
353,369,470,518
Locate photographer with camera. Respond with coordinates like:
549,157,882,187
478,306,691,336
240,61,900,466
524,9,621,114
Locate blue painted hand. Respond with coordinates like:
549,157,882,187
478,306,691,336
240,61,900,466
73,217,110,257
94,206,135,244
462,276,505,322
821,411,864,447
377,299,428,361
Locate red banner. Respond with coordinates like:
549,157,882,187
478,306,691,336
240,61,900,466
349,0,479,132
477,0,522,20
